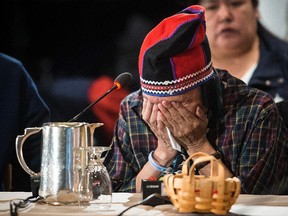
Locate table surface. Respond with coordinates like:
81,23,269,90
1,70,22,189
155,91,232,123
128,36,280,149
1,192,288,216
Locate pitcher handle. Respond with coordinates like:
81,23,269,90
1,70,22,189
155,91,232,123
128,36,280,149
15,127,42,177
88,123,104,146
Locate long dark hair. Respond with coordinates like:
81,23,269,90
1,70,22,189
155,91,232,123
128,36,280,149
201,69,223,120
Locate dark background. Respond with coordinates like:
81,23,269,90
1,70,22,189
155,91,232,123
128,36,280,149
0,0,184,84
0,0,186,143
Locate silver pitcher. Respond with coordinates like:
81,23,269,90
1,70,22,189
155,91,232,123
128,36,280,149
15,122,103,205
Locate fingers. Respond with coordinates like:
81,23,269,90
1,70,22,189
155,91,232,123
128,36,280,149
142,98,165,133
158,101,195,133
156,102,173,131
141,98,149,122
142,96,209,153
195,106,209,133
142,98,156,126
158,101,209,138
143,97,208,138
196,106,208,122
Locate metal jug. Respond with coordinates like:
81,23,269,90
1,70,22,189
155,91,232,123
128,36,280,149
15,122,103,205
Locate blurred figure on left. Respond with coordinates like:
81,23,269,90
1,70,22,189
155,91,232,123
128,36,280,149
0,53,50,191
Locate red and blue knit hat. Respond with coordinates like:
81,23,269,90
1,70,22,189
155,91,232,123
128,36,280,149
138,5,214,97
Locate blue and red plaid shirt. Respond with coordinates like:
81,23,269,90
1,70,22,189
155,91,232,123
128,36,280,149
104,70,288,194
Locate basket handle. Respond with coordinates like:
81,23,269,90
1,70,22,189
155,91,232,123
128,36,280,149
182,152,225,183
182,152,212,175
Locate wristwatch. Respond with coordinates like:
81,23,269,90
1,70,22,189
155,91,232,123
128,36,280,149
195,151,222,173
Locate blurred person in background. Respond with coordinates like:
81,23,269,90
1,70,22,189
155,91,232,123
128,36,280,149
0,52,50,191
180,0,288,102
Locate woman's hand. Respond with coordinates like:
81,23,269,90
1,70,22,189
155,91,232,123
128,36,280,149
142,98,177,165
157,100,209,151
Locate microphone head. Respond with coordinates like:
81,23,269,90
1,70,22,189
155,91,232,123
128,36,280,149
114,72,133,89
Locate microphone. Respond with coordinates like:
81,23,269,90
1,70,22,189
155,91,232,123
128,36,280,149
68,72,132,122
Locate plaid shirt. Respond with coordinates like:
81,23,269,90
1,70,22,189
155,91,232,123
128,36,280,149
104,70,288,194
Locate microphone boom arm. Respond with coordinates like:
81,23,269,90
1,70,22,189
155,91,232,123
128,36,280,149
67,72,132,122
68,84,118,122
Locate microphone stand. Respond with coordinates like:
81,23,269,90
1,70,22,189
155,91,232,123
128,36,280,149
68,72,132,122
68,84,118,122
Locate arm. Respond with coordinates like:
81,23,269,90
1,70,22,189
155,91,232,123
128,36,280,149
236,102,288,194
13,62,50,191
103,119,138,192
135,138,175,192
158,100,233,178
104,96,158,192
136,98,177,192
138,98,232,192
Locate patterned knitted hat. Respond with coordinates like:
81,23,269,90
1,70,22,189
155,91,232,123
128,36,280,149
139,5,214,97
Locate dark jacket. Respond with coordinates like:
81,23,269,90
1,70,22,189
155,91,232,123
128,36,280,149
0,53,50,191
249,22,288,102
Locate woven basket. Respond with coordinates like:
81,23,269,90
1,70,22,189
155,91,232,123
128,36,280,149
163,152,241,215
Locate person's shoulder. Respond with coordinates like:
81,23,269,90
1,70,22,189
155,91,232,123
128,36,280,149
0,52,27,79
0,53,34,82
258,23,288,56
121,90,142,106
122,90,141,101
217,69,247,88
217,69,275,106
0,52,23,67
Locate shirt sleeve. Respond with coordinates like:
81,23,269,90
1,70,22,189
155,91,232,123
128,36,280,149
238,101,288,194
103,104,139,192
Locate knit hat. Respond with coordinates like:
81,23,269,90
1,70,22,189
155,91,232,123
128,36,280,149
138,5,214,97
